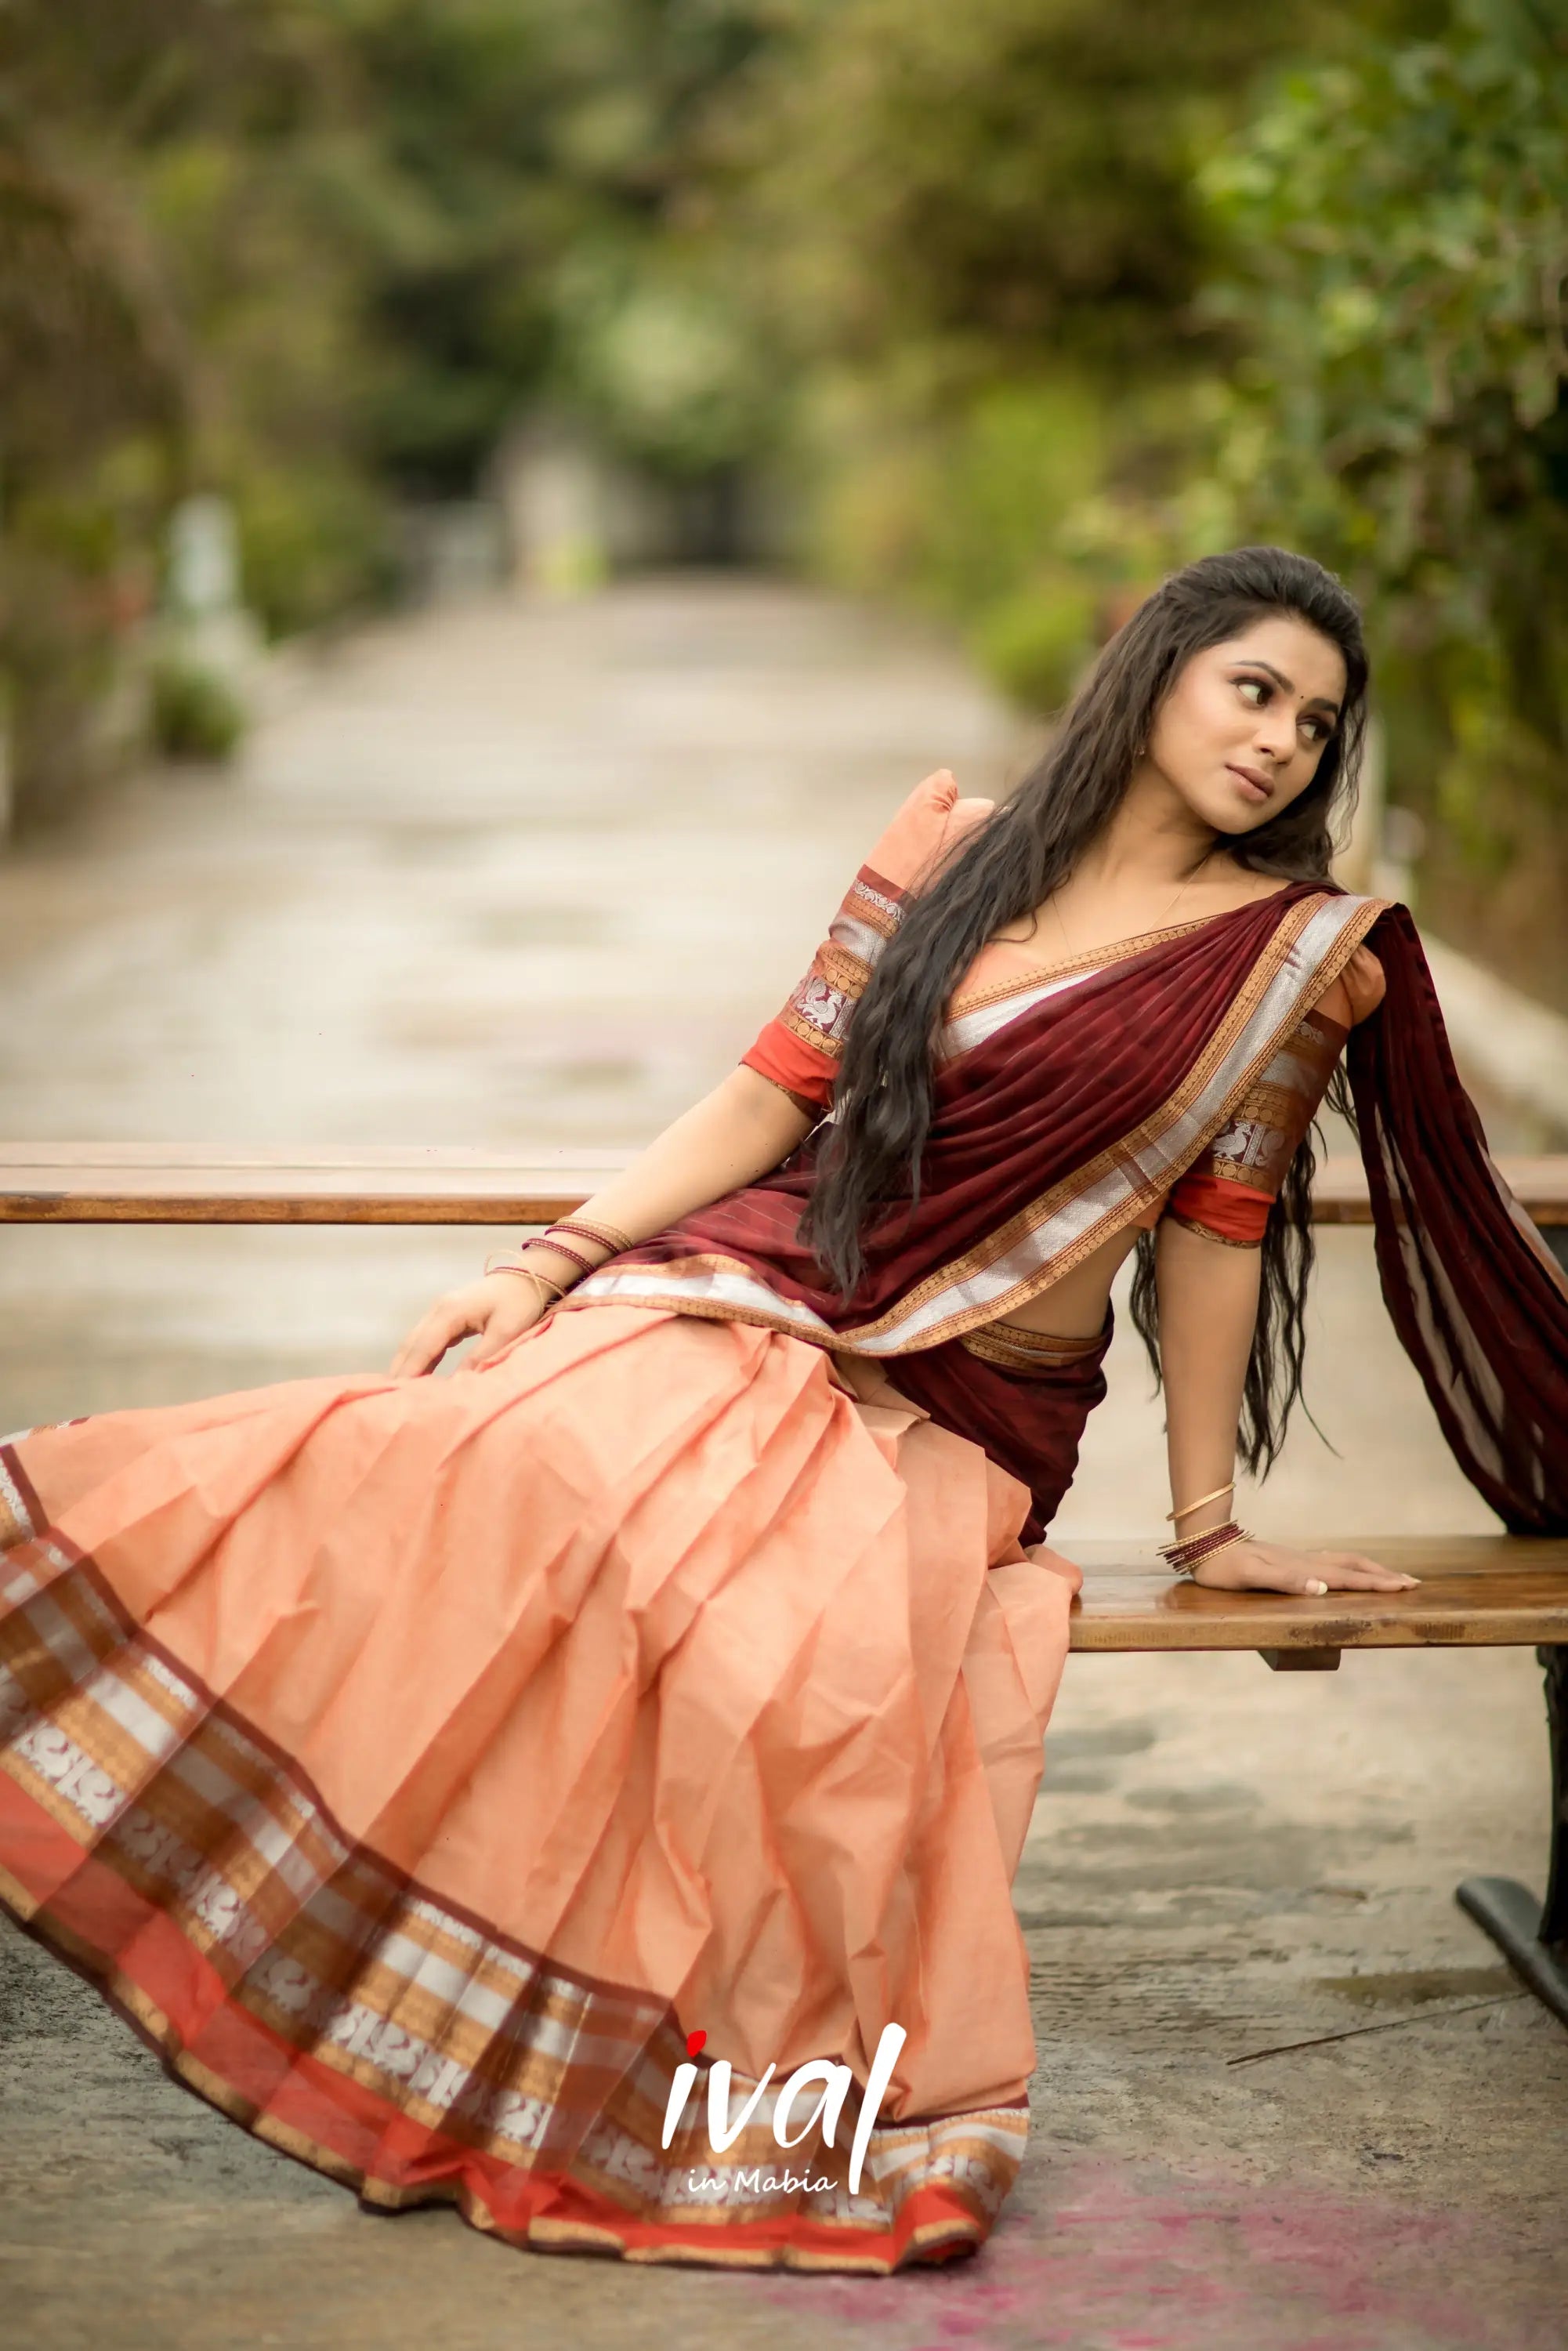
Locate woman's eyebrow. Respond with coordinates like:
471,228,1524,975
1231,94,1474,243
1237,656,1342,717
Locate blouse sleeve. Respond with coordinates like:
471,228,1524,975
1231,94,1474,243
740,770,995,1111
1161,943,1386,1245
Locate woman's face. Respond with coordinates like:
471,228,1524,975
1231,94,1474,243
1144,614,1349,837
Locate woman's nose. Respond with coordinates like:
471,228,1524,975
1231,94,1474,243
1253,709,1298,762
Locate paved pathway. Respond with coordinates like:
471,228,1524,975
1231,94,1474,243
0,579,1559,2348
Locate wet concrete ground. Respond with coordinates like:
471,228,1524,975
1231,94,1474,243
0,578,1561,2348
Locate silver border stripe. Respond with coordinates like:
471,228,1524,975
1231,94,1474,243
827,911,887,965
856,897,1372,1349
578,897,1376,1356
939,963,1103,1060
573,1263,839,1341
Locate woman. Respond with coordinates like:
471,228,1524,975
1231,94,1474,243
2,549,1563,2273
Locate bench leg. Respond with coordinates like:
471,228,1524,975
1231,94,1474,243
1456,1643,1568,2027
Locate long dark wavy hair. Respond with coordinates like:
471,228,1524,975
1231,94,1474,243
800,545,1371,1476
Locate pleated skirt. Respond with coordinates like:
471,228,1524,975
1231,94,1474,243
0,1301,1081,2272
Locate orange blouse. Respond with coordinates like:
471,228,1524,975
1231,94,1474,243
1131,959,1382,1246
741,770,1386,1251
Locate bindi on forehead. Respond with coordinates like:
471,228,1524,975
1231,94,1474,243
1244,657,1342,718
1215,628,1345,718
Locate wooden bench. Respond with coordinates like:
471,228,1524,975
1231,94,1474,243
5,1143,1566,2027
3,1143,1566,1235
1066,1538,1568,2027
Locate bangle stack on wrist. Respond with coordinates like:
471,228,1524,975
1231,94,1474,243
483,1218,635,1311
1159,1519,1251,1578
529,1238,599,1279
547,1219,633,1259
1159,1481,1247,1577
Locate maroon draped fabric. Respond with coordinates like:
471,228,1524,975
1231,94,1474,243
885,1325,1113,1547
573,884,1568,1541
1350,909,1568,1536
603,882,1360,1338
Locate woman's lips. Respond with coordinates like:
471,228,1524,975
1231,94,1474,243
1226,763,1274,803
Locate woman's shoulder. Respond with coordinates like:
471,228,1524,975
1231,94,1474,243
1234,871,1389,1028
860,770,995,893
1313,939,1386,1029
1339,940,1387,1023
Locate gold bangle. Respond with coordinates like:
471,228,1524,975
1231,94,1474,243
484,1255,568,1299
1165,1481,1236,1524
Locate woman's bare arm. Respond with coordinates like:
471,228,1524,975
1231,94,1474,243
392,1070,813,1375
1156,1219,1260,1544
552,1067,814,1255
1154,1219,1415,1594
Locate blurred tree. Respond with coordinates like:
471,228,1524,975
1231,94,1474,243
13,0,1534,900
343,0,782,494
726,0,1422,700
740,0,1315,378
0,0,790,820
0,1,386,816
1202,0,1568,998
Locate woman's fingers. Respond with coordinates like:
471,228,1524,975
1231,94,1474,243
468,1308,538,1367
390,1299,473,1378
389,1274,552,1378
1309,1552,1420,1592
1194,1545,1421,1597
1291,1569,1418,1594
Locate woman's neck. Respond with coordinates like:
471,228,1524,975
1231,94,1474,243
1072,768,1219,894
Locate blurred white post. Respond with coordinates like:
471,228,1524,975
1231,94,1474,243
494,418,610,597
162,494,264,697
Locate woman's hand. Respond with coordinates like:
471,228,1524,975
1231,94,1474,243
390,1272,552,1378
1189,1538,1418,1596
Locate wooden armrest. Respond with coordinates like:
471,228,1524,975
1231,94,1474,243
0,1145,632,1225
1062,1534,1568,1653
1308,1154,1567,1226
1,1147,1564,1227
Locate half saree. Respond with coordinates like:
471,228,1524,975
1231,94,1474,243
2,774,1565,2273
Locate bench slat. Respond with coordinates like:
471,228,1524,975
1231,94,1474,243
1063,1534,1568,1651
0,1146,632,1226
2,1146,1565,1226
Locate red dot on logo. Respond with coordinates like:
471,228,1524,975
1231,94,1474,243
685,2030,707,2059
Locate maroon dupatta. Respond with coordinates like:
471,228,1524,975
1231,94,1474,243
572,882,1382,1350
1349,909,1568,1536
568,882,1568,1541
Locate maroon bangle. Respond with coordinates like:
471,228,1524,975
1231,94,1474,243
523,1237,599,1280
1163,1519,1244,1564
1159,1519,1251,1574
545,1219,630,1260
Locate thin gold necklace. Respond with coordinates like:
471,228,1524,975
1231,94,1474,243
1051,857,1211,959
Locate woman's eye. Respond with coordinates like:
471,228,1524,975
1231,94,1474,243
1236,677,1267,705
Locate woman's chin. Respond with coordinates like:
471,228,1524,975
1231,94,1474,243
1179,792,1266,839
1211,785,1278,832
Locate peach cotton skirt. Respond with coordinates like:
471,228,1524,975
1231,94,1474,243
0,1302,1080,2272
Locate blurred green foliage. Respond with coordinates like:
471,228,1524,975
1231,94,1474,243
344,0,778,488
1200,0,1568,994
0,0,777,817
727,0,1403,717
2,0,1564,999
149,656,248,763
0,1,383,810
735,0,1567,994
